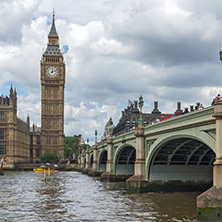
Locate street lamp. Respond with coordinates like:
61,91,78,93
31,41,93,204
95,130,97,145
138,94,144,127
109,117,113,137
220,49,222,62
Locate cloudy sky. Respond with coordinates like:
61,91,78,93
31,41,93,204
1,0,222,144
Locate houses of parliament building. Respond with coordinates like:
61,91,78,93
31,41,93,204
0,12,65,167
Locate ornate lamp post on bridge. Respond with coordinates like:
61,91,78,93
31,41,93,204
95,129,97,145
88,129,101,176
219,49,222,62
109,117,113,137
93,129,98,171
138,94,144,127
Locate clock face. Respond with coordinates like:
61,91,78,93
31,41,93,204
46,66,58,78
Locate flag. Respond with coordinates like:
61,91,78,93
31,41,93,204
128,100,133,105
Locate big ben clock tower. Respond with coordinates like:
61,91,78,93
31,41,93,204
40,11,65,159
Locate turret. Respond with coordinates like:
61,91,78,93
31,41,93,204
14,87,17,109
27,114,30,131
1,95,3,105
10,85,13,99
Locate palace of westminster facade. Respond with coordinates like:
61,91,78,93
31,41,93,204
0,13,65,167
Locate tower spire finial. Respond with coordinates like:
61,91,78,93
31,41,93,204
48,9,58,38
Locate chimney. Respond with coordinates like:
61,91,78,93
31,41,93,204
134,100,138,109
177,102,181,111
152,101,161,114
175,102,183,115
154,101,158,110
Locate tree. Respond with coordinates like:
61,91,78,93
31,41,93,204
79,143,90,153
64,146,72,158
64,137,80,161
64,137,91,162
41,153,59,163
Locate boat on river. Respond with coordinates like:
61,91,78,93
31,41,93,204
33,165,55,174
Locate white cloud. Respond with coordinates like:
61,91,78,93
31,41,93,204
1,0,222,144
90,37,130,55
0,0,39,43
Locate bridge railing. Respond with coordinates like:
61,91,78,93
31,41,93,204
144,106,214,136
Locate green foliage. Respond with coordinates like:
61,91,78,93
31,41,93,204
64,137,91,160
41,153,60,163
64,137,81,159
80,143,90,152
64,146,72,158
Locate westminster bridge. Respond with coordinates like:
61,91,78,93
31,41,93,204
77,101,222,220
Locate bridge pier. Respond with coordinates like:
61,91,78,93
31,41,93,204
76,156,82,171
82,150,89,174
101,138,116,181
88,144,101,176
126,127,148,192
197,100,222,221
79,155,84,172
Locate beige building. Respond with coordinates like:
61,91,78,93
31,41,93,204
0,12,65,167
0,87,41,167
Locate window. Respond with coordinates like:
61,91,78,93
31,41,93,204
53,88,57,99
30,148,33,158
53,136,57,145
47,136,50,144
0,129,5,139
53,120,57,129
37,136,40,145
0,112,4,120
0,145,6,154
36,149,40,157
53,104,57,115
47,88,51,99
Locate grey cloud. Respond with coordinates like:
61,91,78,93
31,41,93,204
2,0,222,141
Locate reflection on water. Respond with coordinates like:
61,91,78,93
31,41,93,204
0,171,204,221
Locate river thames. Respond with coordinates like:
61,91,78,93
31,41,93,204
0,171,207,222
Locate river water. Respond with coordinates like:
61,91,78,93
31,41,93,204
0,171,206,222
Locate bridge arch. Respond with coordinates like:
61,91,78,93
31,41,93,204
83,156,86,168
114,144,136,175
89,153,93,169
146,133,216,181
98,149,107,172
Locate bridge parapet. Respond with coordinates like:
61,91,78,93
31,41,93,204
144,106,214,137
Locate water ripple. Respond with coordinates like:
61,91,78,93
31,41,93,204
0,171,199,221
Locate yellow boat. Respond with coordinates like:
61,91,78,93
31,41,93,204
33,165,55,174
